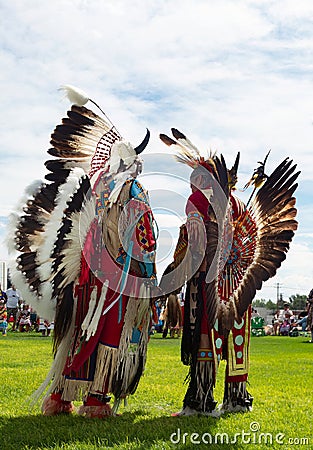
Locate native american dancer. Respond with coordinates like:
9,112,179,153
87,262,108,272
7,86,157,418
159,128,299,416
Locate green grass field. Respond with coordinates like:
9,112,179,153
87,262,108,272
0,332,312,449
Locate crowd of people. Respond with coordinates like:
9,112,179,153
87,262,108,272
155,294,313,343
291,292,313,342
0,283,54,337
272,303,295,336
259,296,313,341
2,279,312,343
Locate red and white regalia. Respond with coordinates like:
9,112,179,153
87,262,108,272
8,88,157,418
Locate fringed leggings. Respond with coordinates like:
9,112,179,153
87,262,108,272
183,359,253,412
223,379,253,409
183,360,217,413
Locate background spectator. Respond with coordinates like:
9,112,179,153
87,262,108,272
292,307,308,332
273,310,280,335
18,304,31,332
278,303,294,335
6,285,22,332
0,301,8,336
38,318,54,337
0,283,7,305
307,290,313,343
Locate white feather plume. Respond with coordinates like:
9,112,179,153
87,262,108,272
8,253,56,322
54,193,96,289
37,168,85,269
36,168,86,320
59,85,89,106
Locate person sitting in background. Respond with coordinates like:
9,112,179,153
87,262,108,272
18,304,31,332
307,290,313,343
290,307,308,332
278,304,294,335
38,318,54,337
273,310,280,335
0,302,8,336
280,319,291,336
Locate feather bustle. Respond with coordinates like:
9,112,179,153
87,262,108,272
230,158,299,319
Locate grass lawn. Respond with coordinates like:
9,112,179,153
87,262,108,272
0,332,312,449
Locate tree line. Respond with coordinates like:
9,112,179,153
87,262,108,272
252,294,307,311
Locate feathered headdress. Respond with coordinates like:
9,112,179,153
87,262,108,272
243,150,271,205
159,127,300,335
58,85,150,179
227,152,240,190
160,128,230,196
7,85,151,346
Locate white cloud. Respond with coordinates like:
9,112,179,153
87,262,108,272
254,235,313,300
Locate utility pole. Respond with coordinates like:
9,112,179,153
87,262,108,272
276,282,281,309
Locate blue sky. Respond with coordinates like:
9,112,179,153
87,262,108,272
0,0,313,302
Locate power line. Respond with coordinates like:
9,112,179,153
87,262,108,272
259,284,308,292
278,287,308,291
